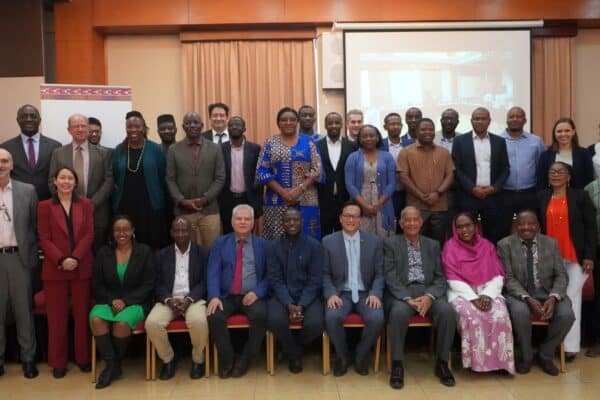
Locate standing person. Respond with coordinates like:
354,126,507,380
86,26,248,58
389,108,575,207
89,215,156,389
382,113,406,228
1,104,61,200
587,122,600,179
345,109,363,142
38,167,94,378
256,107,323,240
585,176,600,357
157,114,178,151
113,111,169,249
219,116,262,234
442,213,515,375
317,112,357,236
0,148,39,379
87,117,104,147
434,108,460,153
202,102,230,144
401,107,422,147
538,162,597,362
452,107,509,243
298,105,324,141
345,125,396,238
536,117,593,190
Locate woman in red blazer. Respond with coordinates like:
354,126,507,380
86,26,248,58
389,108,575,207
38,166,94,378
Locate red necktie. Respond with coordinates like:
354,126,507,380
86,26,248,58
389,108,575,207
27,138,36,170
231,239,245,294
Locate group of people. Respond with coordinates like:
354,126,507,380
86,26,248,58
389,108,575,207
0,102,599,392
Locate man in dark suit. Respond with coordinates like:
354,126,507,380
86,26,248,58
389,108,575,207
48,114,113,252
206,205,268,378
219,116,262,234
317,112,357,236
0,148,39,378
383,206,455,389
1,104,61,200
266,208,323,373
452,107,509,243
498,210,575,376
145,218,210,380
322,200,385,376
202,102,230,144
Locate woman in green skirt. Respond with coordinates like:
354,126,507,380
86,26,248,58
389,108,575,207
89,215,155,389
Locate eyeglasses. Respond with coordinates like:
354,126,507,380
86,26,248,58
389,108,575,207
548,169,569,176
0,202,11,222
455,222,474,230
341,214,361,220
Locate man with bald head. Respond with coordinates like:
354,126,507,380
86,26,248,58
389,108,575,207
49,114,113,251
166,112,225,247
1,104,61,200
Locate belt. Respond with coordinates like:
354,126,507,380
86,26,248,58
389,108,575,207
0,246,18,254
231,192,247,199
503,187,536,194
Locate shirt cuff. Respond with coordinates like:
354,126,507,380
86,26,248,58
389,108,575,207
549,293,561,301
164,297,171,305
425,293,436,301
402,297,412,301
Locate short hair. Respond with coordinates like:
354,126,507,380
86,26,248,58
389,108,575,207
171,217,191,229
157,114,175,125
324,111,342,125
346,109,363,119
416,117,435,131
208,102,230,117
340,200,363,217
298,105,315,114
232,204,255,220
126,110,144,120
384,112,401,124
17,104,40,119
88,117,102,127
276,107,299,123
400,206,422,220
516,209,539,222
67,113,88,127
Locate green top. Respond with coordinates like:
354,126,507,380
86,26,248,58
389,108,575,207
116,259,129,283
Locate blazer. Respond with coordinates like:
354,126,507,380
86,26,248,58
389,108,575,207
316,137,357,208
267,234,323,308
322,230,384,299
383,234,447,301
537,188,597,264
9,179,39,269
1,134,62,200
207,233,268,299
497,233,568,299
451,131,509,193
38,196,94,281
112,140,166,212
166,138,225,215
48,143,113,228
219,140,262,212
536,147,594,190
155,242,209,303
92,242,156,314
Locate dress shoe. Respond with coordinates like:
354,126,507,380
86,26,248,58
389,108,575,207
515,359,532,374
389,366,405,389
190,362,205,379
95,361,121,389
78,363,91,373
585,344,600,358
536,354,559,376
52,368,67,379
434,360,455,387
564,352,577,363
288,358,303,374
231,357,249,378
159,359,177,380
0,364,5,377
353,357,369,376
333,357,349,377
22,362,38,379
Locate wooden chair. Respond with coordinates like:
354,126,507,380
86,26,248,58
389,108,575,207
266,321,302,375
386,315,438,372
322,313,382,375
532,316,566,373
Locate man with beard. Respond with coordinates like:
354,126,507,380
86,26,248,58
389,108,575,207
157,114,178,151
400,107,422,147
298,105,323,142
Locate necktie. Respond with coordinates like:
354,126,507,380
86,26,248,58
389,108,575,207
217,133,224,144
231,239,245,295
525,240,535,294
74,146,85,195
27,138,36,170
349,238,359,303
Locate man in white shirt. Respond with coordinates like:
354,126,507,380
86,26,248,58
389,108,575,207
202,102,230,144
346,109,363,142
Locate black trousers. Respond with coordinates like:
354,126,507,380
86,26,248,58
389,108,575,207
499,188,539,238
459,192,504,244
320,197,345,237
591,245,600,343
220,192,260,234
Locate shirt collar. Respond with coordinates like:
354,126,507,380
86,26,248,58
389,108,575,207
519,235,538,246
327,136,341,146
21,132,40,143
174,242,191,256
213,129,228,136
501,130,530,140
235,234,252,244
342,230,360,241
472,131,490,140
73,141,89,151
1,179,13,192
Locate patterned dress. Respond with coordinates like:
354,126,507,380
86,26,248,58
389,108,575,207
256,134,323,240
359,160,392,238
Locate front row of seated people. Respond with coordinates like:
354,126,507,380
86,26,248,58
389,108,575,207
88,201,575,390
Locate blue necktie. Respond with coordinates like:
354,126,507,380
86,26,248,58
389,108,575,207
349,238,359,303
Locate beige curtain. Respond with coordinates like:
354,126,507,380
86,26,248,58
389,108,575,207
532,37,573,145
182,40,316,146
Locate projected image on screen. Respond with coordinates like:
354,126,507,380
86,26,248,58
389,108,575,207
345,31,531,136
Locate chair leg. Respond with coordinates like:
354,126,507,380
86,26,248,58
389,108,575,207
213,341,218,376
374,334,381,373
265,332,270,374
429,326,435,355
267,331,275,376
146,335,151,380
91,336,96,383
204,341,210,378
386,331,391,373
559,341,566,373
322,332,330,375
151,341,156,380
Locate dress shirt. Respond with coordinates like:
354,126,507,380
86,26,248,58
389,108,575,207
72,141,90,191
230,140,245,193
300,130,324,142
342,231,365,291
326,136,342,171
556,150,573,166
212,129,229,144
172,243,191,298
0,180,17,247
388,139,404,191
473,132,492,187
500,130,544,190
434,131,461,153
520,235,561,300
20,132,40,165
238,235,257,293
406,238,425,284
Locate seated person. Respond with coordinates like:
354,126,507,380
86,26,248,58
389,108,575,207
442,212,515,375
206,204,268,378
266,208,324,373
322,201,385,376
145,218,210,380
89,215,156,389
383,206,456,389
497,210,575,376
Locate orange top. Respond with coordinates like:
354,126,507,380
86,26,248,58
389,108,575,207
546,196,578,263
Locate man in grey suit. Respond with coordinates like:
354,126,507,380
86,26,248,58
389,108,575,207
497,210,575,376
322,200,384,376
383,206,456,389
48,114,113,251
1,104,61,201
0,149,39,378
166,112,225,247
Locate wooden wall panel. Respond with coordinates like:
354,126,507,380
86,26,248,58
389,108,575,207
188,0,284,24
93,0,188,27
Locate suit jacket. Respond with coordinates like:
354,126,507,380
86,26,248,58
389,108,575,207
383,234,447,300
202,130,215,142
219,140,262,212
48,143,113,228
37,196,94,281
316,137,357,209
497,233,568,299
155,242,209,303
207,233,268,299
1,134,62,200
451,131,509,193
322,230,384,299
92,242,156,313
536,147,594,190
9,179,39,269
537,188,597,264
166,138,225,215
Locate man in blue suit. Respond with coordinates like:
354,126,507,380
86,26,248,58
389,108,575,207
322,200,385,376
207,204,268,378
